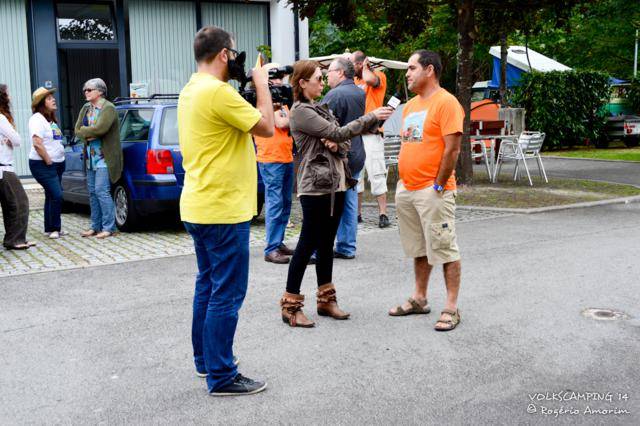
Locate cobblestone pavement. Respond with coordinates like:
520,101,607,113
0,189,512,277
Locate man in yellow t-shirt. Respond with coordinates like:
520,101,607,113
351,50,390,229
178,26,274,396
388,50,465,333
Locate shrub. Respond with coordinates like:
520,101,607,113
511,71,610,149
628,78,640,114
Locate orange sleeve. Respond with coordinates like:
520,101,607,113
439,97,465,136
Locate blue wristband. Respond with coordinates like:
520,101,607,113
433,183,444,192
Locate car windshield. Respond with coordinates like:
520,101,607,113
160,107,178,146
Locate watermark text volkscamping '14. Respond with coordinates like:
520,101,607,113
529,391,629,403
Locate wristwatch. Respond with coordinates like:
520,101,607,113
433,183,444,193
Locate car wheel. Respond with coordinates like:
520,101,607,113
61,199,77,213
113,183,140,231
624,137,639,148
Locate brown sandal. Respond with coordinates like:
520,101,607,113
434,308,461,331
81,230,97,237
389,298,431,316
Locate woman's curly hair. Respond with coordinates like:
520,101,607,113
0,84,15,127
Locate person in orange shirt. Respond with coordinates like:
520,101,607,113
255,63,296,264
388,50,464,332
350,51,391,228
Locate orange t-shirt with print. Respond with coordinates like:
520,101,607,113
355,70,387,113
398,88,465,191
254,106,294,163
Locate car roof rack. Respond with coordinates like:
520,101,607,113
114,94,179,104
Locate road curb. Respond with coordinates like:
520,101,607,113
543,155,640,164
364,195,640,214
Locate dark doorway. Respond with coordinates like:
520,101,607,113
58,48,121,138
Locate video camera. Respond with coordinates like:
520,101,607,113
229,51,294,108
240,66,294,109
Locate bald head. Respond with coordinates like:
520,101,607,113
351,51,366,63
350,50,366,78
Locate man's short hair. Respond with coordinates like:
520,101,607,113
352,50,366,63
194,26,232,63
332,57,355,79
412,50,442,79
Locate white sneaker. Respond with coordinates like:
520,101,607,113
49,231,60,239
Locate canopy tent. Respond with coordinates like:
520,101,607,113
488,46,571,88
307,53,408,70
308,52,409,99
609,77,629,85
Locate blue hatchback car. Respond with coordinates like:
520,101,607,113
62,95,265,231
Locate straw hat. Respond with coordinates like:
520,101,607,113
31,87,56,111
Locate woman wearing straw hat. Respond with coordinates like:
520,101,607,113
28,87,66,239
74,78,122,239
0,84,34,250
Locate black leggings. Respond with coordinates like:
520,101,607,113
286,192,346,294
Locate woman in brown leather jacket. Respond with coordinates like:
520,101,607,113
280,60,393,328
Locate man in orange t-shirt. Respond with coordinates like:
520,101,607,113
351,51,390,228
254,63,295,264
388,50,464,332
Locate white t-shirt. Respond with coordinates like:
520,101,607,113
0,113,22,178
28,113,65,163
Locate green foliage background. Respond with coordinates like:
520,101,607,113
628,78,640,114
512,71,611,149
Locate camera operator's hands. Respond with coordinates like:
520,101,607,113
248,65,275,138
251,65,269,88
372,106,394,122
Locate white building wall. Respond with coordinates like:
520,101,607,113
269,0,309,66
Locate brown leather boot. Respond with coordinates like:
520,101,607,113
280,292,315,328
316,283,350,320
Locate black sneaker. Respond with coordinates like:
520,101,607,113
357,215,363,223
210,374,267,396
333,250,355,260
379,214,390,228
196,356,239,377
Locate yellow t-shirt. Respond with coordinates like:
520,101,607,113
178,72,262,224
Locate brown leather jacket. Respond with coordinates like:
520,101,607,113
290,101,378,197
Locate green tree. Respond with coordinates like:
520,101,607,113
514,0,640,79
291,0,595,184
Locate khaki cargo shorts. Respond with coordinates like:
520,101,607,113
357,133,388,196
395,180,461,265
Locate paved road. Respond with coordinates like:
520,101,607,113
490,156,640,186
1,202,639,424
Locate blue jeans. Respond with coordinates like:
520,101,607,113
258,162,294,255
184,221,250,392
29,160,65,233
87,168,116,232
335,169,361,256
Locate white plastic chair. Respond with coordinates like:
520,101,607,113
492,131,548,186
470,137,493,178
